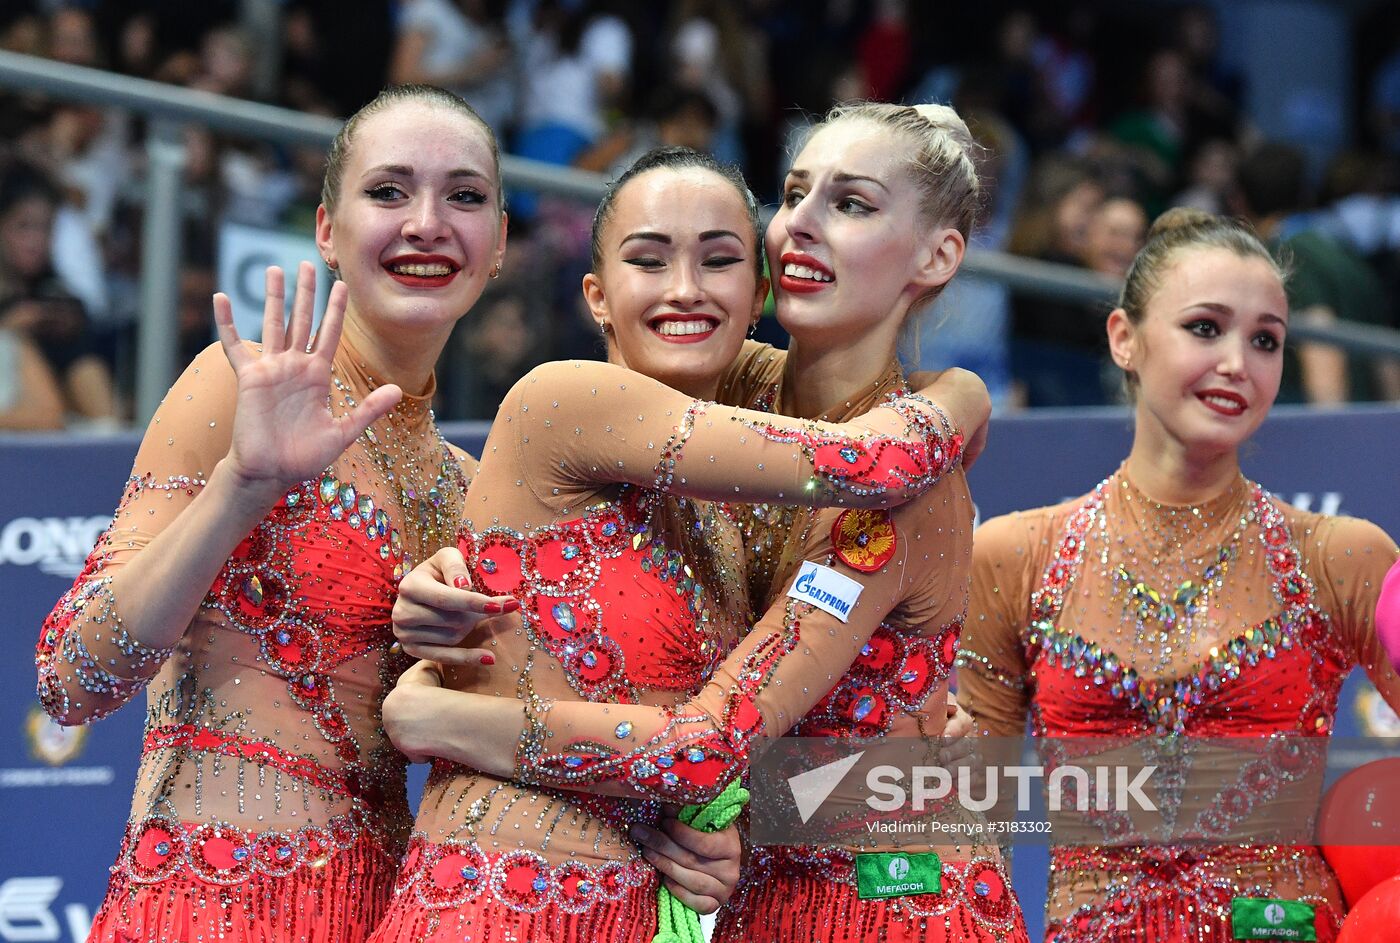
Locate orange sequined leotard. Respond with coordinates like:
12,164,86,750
36,338,470,943
958,468,1400,943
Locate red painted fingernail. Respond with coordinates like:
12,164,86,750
480,654,495,666
482,603,503,614
501,599,521,613
453,576,470,589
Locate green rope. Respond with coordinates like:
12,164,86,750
650,778,750,943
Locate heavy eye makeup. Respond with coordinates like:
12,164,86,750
1251,328,1283,352
365,183,407,201
363,182,488,206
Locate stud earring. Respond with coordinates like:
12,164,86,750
489,262,502,279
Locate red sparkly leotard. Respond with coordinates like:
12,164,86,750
35,339,470,943
707,342,1029,943
958,469,1400,943
367,359,962,942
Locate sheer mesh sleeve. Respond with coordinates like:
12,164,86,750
507,360,962,513
957,511,1041,737
715,340,785,410
35,344,237,724
1306,515,1400,706
510,473,972,804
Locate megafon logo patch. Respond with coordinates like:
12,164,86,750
0,517,107,579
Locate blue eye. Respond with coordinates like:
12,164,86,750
451,189,488,205
365,184,405,201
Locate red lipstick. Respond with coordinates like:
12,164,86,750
383,253,461,288
777,252,835,295
1196,388,1248,417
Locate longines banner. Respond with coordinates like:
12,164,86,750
1,405,1397,941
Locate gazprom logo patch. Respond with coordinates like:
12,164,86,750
787,561,864,623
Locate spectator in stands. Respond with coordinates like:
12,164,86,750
115,12,160,79
389,0,514,136
1111,48,1194,206
516,1,631,167
1370,32,1400,156
575,85,718,178
1171,3,1246,141
1007,156,1112,406
190,26,256,99
1173,137,1239,214
0,162,119,425
1238,142,1398,403
670,17,745,165
0,325,64,431
1083,195,1148,279
907,104,1028,409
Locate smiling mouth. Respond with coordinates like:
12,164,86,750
1197,390,1248,416
649,316,719,343
383,257,461,287
782,262,833,283
390,262,454,276
778,253,836,294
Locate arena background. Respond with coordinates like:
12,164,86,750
4,0,1400,938
3,404,1397,941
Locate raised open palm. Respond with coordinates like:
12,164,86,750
214,263,402,489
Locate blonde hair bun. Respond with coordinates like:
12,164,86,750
1146,206,1217,240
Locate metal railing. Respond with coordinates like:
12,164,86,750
3,49,1399,421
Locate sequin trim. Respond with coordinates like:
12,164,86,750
392,834,650,916
118,815,373,886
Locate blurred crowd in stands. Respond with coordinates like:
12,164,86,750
2,1,1400,428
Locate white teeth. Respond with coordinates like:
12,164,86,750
391,263,453,276
654,320,715,337
1203,395,1242,409
783,262,833,282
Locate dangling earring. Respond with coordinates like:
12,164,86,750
489,262,502,279
599,319,609,335
747,319,759,338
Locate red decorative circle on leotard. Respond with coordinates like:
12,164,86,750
260,618,324,675
128,817,186,883
831,509,897,573
493,849,552,913
396,836,426,892
296,824,333,865
252,831,300,877
853,629,898,675
962,861,1016,925
554,861,600,914
417,842,489,909
210,565,293,632
289,671,333,710
187,822,254,885
593,861,633,900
